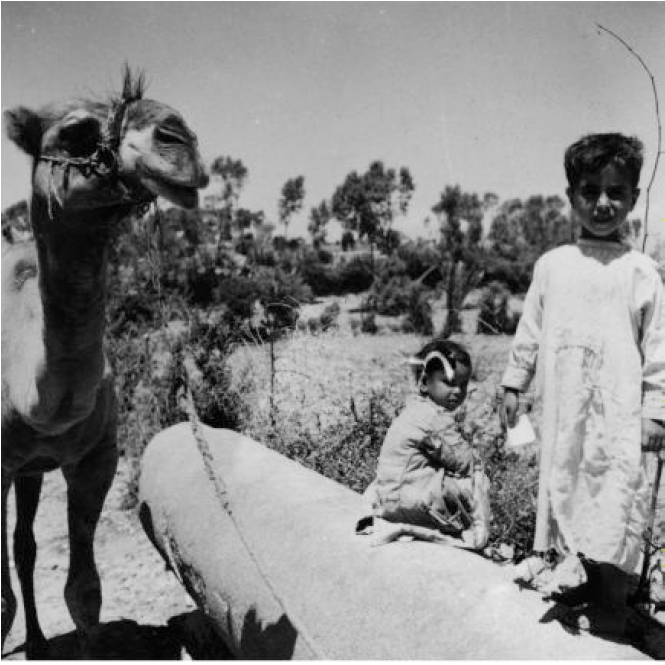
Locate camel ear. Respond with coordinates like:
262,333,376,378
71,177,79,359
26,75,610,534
4,106,43,157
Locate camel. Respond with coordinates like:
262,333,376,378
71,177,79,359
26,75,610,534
1,69,208,657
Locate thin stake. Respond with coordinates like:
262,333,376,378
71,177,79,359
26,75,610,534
635,456,663,606
596,24,662,253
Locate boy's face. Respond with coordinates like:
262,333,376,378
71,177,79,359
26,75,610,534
423,364,471,411
567,163,639,240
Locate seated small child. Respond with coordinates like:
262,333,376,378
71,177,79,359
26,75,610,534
365,339,490,550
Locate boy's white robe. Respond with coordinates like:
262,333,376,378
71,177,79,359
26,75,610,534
502,239,665,572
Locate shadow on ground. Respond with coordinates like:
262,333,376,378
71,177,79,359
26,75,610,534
2,611,234,660
539,600,665,659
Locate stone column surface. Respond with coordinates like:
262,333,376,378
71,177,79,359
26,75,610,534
139,422,646,660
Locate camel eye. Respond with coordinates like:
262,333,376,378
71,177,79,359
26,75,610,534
154,116,192,146
59,115,101,157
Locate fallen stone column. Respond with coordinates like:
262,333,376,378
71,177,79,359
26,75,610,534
139,422,645,660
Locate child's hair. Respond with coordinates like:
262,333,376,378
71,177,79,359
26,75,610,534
410,338,472,385
564,133,644,190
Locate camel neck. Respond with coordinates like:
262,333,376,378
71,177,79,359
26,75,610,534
31,195,116,364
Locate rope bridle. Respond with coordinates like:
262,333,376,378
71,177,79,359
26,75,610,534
38,97,154,220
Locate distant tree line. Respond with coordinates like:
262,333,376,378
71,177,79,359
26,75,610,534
3,152,644,338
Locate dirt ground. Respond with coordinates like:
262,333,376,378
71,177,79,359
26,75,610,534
2,458,228,660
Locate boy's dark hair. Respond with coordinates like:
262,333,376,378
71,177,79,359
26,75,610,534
564,133,644,189
411,338,471,384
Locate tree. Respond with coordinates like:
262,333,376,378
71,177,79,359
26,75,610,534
210,156,249,249
236,208,265,232
341,231,356,252
377,228,402,255
278,175,305,239
432,185,494,337
331,161,414,274
486,195,574,290
308,200,331,248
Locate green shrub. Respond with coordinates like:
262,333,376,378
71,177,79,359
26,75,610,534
300,255,374,296
395,240,440,281
187,265,312,334
457,412,538,558
319,302,341,331
317,248,334,264
404,288,434,335
261,386,400,493
483,440,538,559
371,275,414,316
477,282,510,335
109,316,246,508
368,274,434,335
480,255,533,293
361,312,378,335
341,231,356,251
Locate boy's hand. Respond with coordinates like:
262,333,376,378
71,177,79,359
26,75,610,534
500,388,520,429
642,418,665,453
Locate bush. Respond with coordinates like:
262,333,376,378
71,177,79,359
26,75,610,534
183,319,251,429
403,288,433,335
481,434,538,558
319,302,341,331
480,256,533,293
185,264,313,335
371,275,414,316
360,312,378,335
317,248,334,264
368,273,434,335
451,401,538,558
395,240,440,281
477,282,510,335
258,385,400,494
109,315,247,508
341,231,356,252
300,255,374,296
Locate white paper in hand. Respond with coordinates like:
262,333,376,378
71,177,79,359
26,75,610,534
507,414,536,447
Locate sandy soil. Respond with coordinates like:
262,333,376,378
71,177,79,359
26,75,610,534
2,459,223,660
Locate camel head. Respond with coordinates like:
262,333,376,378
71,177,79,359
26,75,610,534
3,68,209,217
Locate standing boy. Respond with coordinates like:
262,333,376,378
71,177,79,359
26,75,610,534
500,134,665,625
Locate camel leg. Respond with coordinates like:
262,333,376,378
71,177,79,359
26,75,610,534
2,471,17,650
14,475,49,658
62,441,117,655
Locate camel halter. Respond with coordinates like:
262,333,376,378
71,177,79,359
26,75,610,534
38,97,154,220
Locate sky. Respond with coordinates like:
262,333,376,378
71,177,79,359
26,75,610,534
2,2,665,249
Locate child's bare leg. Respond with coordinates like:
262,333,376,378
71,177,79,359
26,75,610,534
429,477,471,534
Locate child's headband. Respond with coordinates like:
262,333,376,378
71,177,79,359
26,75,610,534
406,351,455,382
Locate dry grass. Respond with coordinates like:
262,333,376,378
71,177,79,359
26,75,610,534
229,327,513,439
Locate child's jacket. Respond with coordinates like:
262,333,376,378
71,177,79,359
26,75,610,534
502,240,665,573
372,394,475,527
